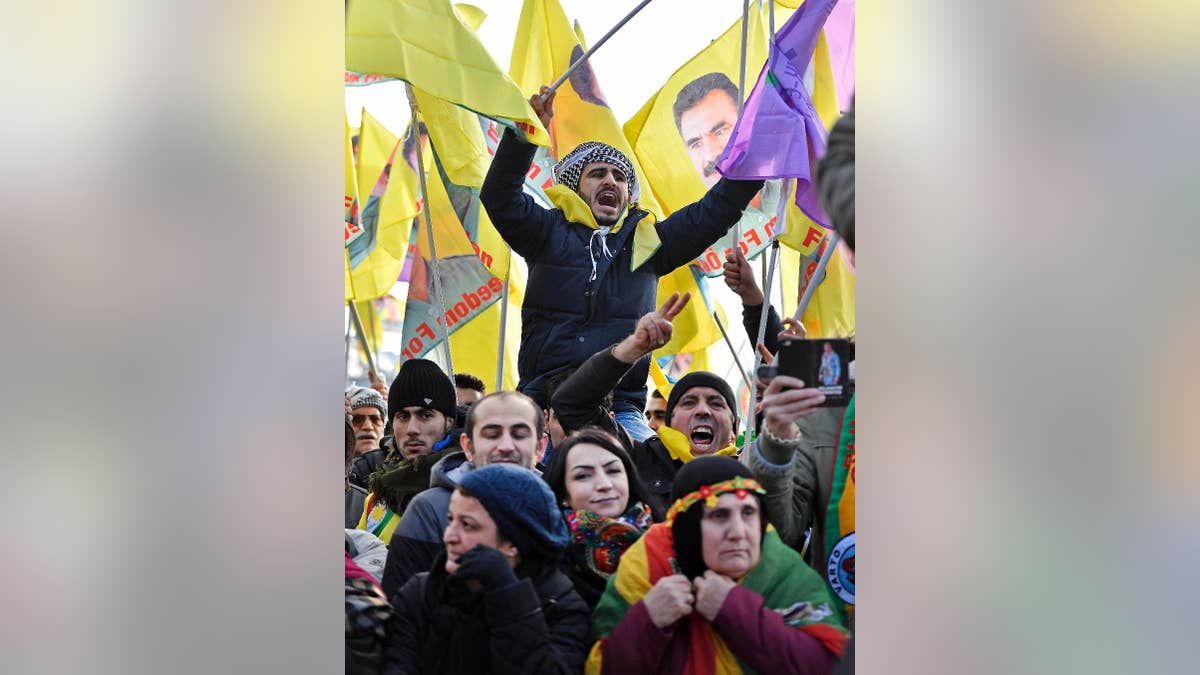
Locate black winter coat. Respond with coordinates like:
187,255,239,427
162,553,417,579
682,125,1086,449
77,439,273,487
480,129,763,414
384,552,590,675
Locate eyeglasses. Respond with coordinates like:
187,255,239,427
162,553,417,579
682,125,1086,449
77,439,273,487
351,413,384,427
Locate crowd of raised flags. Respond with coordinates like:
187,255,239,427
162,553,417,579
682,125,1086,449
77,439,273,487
343,0,855,673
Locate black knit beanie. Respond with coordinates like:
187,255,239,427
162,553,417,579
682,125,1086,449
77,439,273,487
664,371,738,432
669,456,767,579
388,359,457,420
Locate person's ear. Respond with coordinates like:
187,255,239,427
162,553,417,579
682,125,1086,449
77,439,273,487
460,433,473,462
536,433,549,464
498,539,519,563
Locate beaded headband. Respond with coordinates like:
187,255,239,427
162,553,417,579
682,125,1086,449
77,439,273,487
665,476,766,524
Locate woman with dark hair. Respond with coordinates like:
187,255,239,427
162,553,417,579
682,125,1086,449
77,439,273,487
586,456,848,675
385,464,590,675
543,429,664,608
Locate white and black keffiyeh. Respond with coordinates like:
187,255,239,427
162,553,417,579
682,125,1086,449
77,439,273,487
552,141,641,203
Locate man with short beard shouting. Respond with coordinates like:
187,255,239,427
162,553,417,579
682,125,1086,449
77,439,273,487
480,86,763,444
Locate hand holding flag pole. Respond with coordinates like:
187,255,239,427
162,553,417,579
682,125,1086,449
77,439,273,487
537,0,657,102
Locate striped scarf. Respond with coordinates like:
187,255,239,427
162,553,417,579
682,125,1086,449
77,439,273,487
587,524,848,674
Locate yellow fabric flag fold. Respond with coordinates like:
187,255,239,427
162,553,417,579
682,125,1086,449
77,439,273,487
347,0,551,146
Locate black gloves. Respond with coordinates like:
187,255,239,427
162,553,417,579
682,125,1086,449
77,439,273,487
449,545,518,591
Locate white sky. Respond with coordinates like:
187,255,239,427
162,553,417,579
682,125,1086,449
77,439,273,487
346,0,763,133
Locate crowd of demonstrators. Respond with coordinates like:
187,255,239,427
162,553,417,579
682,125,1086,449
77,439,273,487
343,85,856,675
480,86,765,445
380,390,548,600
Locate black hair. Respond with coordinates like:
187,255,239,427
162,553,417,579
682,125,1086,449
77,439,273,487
454,372,486,394
464,390,546,441
670,456,768,579
568,45,610,108
543,429,664,521
672,72,739,132
649,388,665,400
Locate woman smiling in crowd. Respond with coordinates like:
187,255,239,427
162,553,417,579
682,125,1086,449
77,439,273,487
543,430,664,609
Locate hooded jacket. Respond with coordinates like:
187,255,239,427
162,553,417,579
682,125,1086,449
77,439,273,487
480,129,763,414
380,450,473,601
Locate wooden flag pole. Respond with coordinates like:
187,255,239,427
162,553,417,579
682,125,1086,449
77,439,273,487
406,84,455,380
541,0,657,99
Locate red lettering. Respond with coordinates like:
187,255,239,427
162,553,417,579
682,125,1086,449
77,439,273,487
486,123,499,143
765,217,776,238
406,337,422,355
454,302,469,319
541,178,554,190
464,291,481,310
488,277,503,293
802,226,823,248
743,228,762,248
704,250,720,271
527,165,541,180
417,323,435,341
738,240,749,255
480,286,492,302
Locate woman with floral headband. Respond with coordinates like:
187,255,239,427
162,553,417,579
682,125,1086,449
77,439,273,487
586,455,848,675
542,429,664,609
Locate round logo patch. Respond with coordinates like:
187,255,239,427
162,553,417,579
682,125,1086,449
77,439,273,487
826,532,855,605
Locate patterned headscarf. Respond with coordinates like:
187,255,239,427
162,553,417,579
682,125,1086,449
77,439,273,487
552,141,641,203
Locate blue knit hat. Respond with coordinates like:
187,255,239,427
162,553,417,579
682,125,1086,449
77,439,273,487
458,464,569,562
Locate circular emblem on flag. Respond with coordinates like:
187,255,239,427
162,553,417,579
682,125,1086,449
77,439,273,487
826,532,855,605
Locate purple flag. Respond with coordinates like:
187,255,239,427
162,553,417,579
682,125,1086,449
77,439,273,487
716,0,839,227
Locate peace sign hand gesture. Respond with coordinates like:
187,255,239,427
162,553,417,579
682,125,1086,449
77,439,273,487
613,292,692,364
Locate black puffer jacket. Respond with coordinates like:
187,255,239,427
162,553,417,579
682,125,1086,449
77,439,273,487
481,129,763,415
384,552,589,675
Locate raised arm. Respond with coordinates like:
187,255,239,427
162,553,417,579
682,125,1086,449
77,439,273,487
650,178,764,274
479,88,560,261
552,293,692,433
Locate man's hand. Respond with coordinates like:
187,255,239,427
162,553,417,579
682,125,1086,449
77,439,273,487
367,368,388,398
722,248,764,306
778,317,805,341
756,374,825,441
693,570,737,621
529,86,556,129
612,292,691,364
642,574,695,629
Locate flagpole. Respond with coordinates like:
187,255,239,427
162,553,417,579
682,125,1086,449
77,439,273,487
345,307,352,379
712,311,755,403
406,84,456,380
366,300,382,378
541,0,657,99
738,0,750,113
793,230,840,321
494,258,511,393
347,300,379,381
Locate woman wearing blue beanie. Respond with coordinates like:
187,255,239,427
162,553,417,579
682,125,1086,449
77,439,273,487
384,463,590,675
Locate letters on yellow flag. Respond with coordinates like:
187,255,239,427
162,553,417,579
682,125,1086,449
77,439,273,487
347,0,551,146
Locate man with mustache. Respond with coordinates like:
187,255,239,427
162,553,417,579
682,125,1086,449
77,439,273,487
480,86,763,445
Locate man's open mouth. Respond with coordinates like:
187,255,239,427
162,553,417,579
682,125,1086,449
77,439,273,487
596,190,619,208
690,425,714,445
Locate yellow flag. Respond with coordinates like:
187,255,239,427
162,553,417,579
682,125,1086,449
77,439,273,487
410,87,512,280
346,0,551,146
624,3,803,277
347,111,418,302
779,233,855,338
509,0,663,219
448,256,526,391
